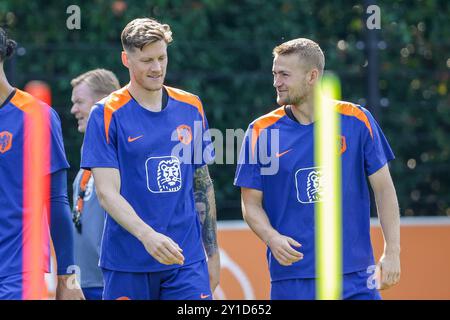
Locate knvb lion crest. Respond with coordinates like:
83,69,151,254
157,158,182,192
295,167,326,204
146,156,182,193
0,131,13,154
306,170,324,202
340,135,347,155
176,124,192,145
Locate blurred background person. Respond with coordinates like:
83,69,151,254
70,69,121,300
0,27,84,300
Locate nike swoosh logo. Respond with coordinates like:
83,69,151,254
200,294,210,299
128,135,143,143
275,149,292,158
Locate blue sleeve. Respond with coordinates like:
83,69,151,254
81,104,119,170
234,126,263,190
49,169,75,275
49,108,70,174
362,108,395,176
193,101,215,169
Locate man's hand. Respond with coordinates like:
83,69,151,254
207,252,220,293
55,274,85,300
241,188,302,267
93,167,185,266
369,165,401,290
377,253,401,290
140,229,185,265
267,232,303,266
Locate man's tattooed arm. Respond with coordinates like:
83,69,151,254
194,165,218,258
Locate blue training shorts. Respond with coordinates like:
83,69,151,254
102,259,212,300
82,286,104,300
271,270,382,300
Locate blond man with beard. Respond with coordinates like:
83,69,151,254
235,38,400,300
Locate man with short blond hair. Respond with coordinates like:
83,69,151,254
70,68,120,299
71,69,120,96
121,17,173,51
235,38,400,299
81,18,219,300
273,38,325,76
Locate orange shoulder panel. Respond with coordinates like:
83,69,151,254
335,101,373,138
164,86,205,128
251,106,286,158
10,89,43,113
103,87,131,143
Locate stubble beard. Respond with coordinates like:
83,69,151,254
141,76,165,92
277,92,304,107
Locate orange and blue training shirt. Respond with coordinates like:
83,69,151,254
234,101,395,281
81,85,214,272
0,89,69,277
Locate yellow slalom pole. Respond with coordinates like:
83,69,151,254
314,73,342,300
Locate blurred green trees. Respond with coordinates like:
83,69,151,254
1,0,448,218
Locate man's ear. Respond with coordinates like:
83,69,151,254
308,68,320,85
121,51,129,68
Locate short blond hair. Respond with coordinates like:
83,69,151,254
121,18,173,51
70,69,120,97
273,38,325,75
